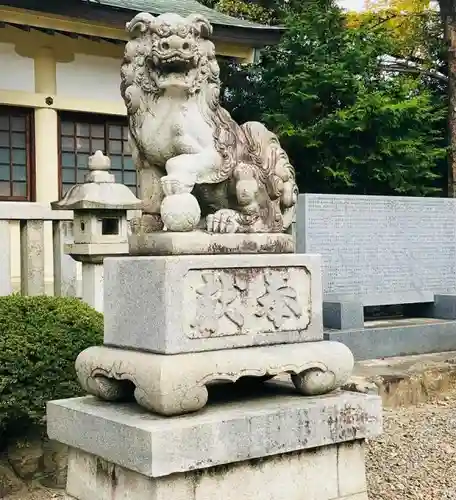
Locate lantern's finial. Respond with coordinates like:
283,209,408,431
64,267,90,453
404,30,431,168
89,150,111,171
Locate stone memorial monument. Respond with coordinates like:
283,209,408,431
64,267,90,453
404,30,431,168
47,12,381,500
297,193,456,359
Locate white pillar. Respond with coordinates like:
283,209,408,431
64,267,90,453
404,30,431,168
20,220,45,295
0,221,12,296
34,47,60,295
82,262,104,313
34,47,59,202
52,220,78,297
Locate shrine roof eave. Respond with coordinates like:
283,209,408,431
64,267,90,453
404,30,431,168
2,0,284,48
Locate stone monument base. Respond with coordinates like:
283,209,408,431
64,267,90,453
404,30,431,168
75,341,354,416
64,443,369,500
128,230,294,255
47,384,382,500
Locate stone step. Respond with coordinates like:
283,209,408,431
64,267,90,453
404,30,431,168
343,351,456,407
325,317,456,361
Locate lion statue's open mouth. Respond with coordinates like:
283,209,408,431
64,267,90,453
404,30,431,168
150,51,199,89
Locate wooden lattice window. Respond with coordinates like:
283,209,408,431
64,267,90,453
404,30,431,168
0,106,34,201
59,112,136,196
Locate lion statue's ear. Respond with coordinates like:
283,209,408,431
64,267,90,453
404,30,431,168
187,14,212,38
126,13,156,37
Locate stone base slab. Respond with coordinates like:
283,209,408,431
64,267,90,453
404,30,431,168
75,341,354,416
128,230,295,255
63,443,370,500
47,386,381,478
103,253,323,354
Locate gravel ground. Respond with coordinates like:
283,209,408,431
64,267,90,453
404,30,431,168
367,391,456,500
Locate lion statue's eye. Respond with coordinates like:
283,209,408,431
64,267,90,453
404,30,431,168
158,23,171,36
177,25,189,37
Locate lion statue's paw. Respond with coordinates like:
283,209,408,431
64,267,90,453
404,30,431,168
206,209,241,233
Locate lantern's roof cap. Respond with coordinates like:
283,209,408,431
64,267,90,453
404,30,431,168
52,151,142,211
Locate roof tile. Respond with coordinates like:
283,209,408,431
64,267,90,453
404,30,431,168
88,0,280,30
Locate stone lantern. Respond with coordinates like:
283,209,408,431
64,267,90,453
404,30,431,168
52,150,141,312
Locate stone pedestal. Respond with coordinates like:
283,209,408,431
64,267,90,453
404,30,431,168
103,254,324,353
47,383,382,500
75,253,355,416
48,199,380,500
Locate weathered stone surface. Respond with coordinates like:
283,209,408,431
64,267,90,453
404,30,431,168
41,440,68,488
4,435,68,489
433,294,456,319
74,341,353,416
103,254,323,354
0,221,12,296
47,387,381,478
342,376,379,396
338,441,366,497
64,439,370,500
7,436,43,480
20,220,45,296
0,463,24,497
296,193,456,305
128,231,295,255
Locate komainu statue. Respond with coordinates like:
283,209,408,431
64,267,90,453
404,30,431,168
121,12,298,234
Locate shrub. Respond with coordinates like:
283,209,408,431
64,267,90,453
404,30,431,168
0,295,102,440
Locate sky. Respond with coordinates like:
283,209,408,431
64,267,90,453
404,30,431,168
338,0,439,11
338,0,365,10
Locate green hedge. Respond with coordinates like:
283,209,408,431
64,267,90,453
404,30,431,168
0,295,102,439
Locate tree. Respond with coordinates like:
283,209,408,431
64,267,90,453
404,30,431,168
348,1,445,83
199,0,284,24
436,0,456,196
221,0,447,195
351,0,454,194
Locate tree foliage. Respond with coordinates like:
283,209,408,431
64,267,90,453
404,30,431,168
199,0,283,24
348,0,446,82
220,0,447,195
358,0,433,59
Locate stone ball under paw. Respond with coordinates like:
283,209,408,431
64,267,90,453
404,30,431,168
161,193,201,232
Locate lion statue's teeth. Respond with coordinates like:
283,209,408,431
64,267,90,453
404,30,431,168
120,11,298,234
